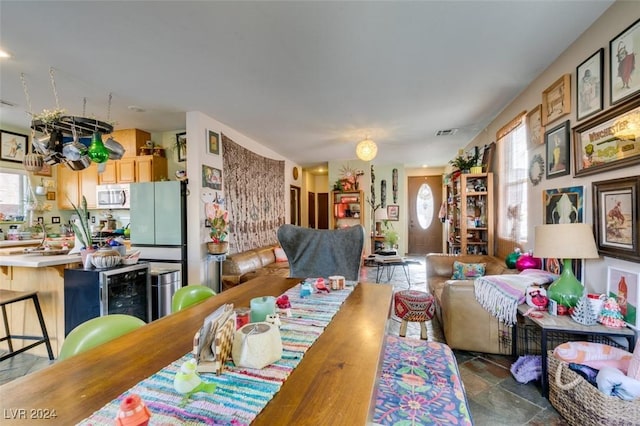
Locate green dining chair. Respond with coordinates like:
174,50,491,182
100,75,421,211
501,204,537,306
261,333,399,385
58,314,146,361
171,285,216,313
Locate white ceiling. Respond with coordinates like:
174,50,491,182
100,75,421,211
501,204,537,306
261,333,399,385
0,1,613,169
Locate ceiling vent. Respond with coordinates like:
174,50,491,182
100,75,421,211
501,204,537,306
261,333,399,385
435,128,458,136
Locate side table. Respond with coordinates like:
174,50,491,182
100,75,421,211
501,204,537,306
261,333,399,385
512,304,636,398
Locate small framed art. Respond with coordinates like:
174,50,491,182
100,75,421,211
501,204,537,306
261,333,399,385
526,105,544,149
387,205,399,221
545,120,570,179
1,130,27,163
541,74,571,126
610,18,640,105
208,130,220,155
176,132,187,162
576,48,603,121
202,165,222,190
606,266,640,329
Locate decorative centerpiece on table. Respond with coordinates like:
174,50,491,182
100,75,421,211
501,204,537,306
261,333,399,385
207,204,229,254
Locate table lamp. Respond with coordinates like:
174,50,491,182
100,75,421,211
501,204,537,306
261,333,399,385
534,223,599,308
375,208,388,235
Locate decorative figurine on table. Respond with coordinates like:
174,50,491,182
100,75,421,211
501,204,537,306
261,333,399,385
173,359,216,405
266,313,282,327
276,295,292,317
115,394,151,426
300,281,313,298
598,297,626,328
315,278,330,293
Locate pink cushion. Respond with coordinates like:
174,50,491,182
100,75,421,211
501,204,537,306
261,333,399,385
274,247,288,262
553,341,632,374
627,343,640,380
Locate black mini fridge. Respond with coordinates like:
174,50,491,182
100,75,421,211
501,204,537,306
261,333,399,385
63,263,151,335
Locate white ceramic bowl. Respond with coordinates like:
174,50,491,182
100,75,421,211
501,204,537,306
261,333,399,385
91,250,122,269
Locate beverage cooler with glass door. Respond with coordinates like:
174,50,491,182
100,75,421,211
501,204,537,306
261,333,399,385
63,263,151,335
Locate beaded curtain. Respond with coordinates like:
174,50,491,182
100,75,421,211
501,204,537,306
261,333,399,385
222,134,285,253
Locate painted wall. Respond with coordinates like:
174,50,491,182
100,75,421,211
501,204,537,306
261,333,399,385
466,1,640,294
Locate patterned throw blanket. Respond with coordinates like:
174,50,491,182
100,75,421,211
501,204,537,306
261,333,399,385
474,270,558,326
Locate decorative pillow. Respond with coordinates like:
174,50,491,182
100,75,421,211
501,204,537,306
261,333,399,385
451,261,486,280
627,341,640,380
554,341,632,374
274,247,288,263
518,268,558,284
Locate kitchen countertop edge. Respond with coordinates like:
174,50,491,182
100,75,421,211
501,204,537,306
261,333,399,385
0,253,83,267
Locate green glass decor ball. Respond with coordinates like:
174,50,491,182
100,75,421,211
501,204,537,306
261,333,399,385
88,132,110,163
505,250,521,269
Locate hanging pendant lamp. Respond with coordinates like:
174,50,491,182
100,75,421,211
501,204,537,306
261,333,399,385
87,132,109,163
356,137,377,161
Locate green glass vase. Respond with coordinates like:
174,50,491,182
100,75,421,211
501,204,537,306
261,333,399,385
87,132,109,163
546,258,584,308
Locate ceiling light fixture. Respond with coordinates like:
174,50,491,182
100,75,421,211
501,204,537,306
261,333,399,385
356,137,377,161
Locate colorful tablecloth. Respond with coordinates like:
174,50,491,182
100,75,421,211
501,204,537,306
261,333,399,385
79,283,355,425
373,336,473,425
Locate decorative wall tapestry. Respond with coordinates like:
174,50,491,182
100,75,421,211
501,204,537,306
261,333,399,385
222,134,285,253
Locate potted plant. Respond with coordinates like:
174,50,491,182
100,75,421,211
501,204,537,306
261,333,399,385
207,204,229,254
69,196,96,262
382,220,399,250
450,149,480,173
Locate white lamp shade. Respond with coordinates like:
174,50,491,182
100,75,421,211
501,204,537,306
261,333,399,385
534,223,599,259
356,138,377,161
375,208,388,221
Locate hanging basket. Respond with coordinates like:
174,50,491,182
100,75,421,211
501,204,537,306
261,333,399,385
207,241,228,254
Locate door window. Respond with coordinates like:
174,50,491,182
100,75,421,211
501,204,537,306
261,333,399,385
416,183,434,229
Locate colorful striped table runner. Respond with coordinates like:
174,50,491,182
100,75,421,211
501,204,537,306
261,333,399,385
79,282,355,425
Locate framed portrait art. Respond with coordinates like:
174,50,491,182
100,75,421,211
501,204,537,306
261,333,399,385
606,266,640,329
387,205,399,221
541,74,571,126
576,48,604,121
208,130,220,155
526,105,544,149
544,120,570,179
1,130,28,163
592,176,639,262
573,96,640,177
610,18,640,105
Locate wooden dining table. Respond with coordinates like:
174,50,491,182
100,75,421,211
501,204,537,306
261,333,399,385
0,276,393,425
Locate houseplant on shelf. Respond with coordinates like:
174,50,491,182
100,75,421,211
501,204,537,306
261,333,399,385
382,220,399,250
450,149,481,173
207,204,229,254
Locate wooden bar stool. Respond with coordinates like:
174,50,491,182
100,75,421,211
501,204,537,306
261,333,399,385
0,290,54,361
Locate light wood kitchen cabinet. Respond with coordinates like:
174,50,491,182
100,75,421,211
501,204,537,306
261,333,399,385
101,128,150,158
57,162,99,210
136,155,168,182
97,158,136,184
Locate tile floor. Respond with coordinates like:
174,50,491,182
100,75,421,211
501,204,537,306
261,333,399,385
0,257,569,425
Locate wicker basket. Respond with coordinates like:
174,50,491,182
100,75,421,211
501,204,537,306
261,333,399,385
548,351,640,426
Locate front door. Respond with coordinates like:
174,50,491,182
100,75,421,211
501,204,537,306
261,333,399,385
407,176,443,255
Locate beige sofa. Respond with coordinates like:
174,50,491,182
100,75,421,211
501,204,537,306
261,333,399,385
426,253,516,354
221,245,289,291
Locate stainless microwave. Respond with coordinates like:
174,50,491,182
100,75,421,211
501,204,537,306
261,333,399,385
96,184,130,209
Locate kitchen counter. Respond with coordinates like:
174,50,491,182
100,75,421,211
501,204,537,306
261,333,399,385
0,239,42,248
0,252,82,267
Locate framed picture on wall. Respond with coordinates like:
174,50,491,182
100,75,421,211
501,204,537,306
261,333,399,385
202,165,222,190
526,105,544,149
208,130,220,155
592,176,640,262
176,132,187,162
544,120,570,179
0,130,27,163
387,205,399,221
576,48,604,121
541,74,571,126
610,18,640,105
606,266,640,329
543,186,584,224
